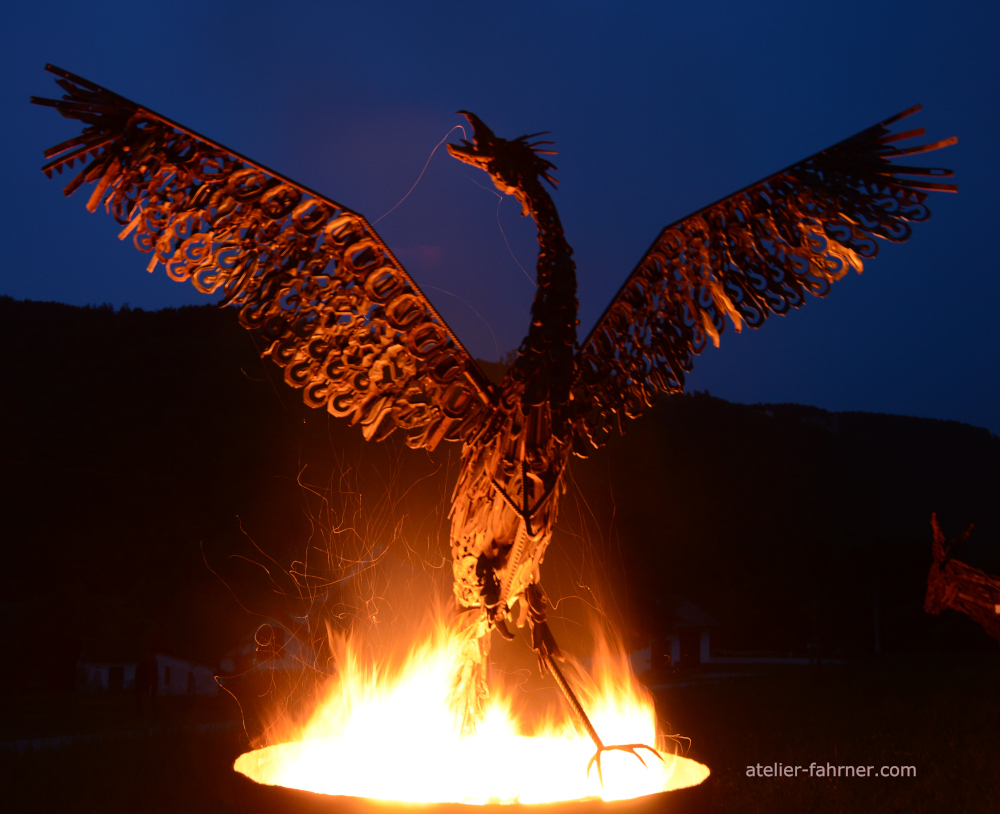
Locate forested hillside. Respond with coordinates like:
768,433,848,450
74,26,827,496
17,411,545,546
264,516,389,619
2,297,997,691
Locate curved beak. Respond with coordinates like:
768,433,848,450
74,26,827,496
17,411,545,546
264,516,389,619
447,110,494,169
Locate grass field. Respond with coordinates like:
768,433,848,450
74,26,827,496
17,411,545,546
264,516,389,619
1,653,997,813
662,653,1000,813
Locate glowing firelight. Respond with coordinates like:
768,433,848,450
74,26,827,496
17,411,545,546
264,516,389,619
234,621,709,805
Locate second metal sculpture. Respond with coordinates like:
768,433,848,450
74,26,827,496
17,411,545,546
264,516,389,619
34,65,956,775
925,514,1000,644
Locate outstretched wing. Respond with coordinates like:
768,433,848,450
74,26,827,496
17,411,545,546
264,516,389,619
33,65,495,450
569,107,955,453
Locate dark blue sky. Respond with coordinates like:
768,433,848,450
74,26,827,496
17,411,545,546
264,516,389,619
4,1,998,433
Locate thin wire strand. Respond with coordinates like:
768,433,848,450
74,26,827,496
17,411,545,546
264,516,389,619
464,174,537,288
372,125,467,226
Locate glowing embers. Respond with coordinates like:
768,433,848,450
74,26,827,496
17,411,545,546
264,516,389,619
233,624,709,805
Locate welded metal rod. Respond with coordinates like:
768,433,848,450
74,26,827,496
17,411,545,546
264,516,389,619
541,649,604,751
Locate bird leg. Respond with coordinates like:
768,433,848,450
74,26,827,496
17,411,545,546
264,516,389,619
525,584,663,786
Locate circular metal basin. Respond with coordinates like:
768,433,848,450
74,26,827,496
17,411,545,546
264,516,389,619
231,740,710,814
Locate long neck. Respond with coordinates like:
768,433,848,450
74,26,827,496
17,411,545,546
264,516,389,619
513,176,578,409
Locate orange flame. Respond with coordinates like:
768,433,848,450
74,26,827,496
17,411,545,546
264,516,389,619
234,620,708,805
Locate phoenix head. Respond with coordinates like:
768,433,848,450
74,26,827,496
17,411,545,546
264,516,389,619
448,111,558,216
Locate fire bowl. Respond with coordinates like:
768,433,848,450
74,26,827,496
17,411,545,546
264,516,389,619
231,740,711,814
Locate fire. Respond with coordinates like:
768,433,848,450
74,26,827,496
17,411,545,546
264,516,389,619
234,619,709,805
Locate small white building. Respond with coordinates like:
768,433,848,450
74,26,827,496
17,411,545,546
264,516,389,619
156,654,218,696
76,640,138,692
76,639,217,696
631,596,718,673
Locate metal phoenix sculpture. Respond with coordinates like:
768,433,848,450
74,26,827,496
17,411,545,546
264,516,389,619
34,65,956,777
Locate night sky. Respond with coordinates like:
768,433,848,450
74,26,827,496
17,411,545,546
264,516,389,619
4,2,998,433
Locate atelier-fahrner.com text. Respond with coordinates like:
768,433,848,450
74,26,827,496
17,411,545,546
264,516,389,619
747,763,916,778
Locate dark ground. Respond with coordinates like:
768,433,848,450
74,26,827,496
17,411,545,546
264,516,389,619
665,653,1000,814
2,653,997,813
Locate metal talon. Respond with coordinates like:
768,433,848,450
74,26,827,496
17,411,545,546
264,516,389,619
586,743,663,788
526,585,663,787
